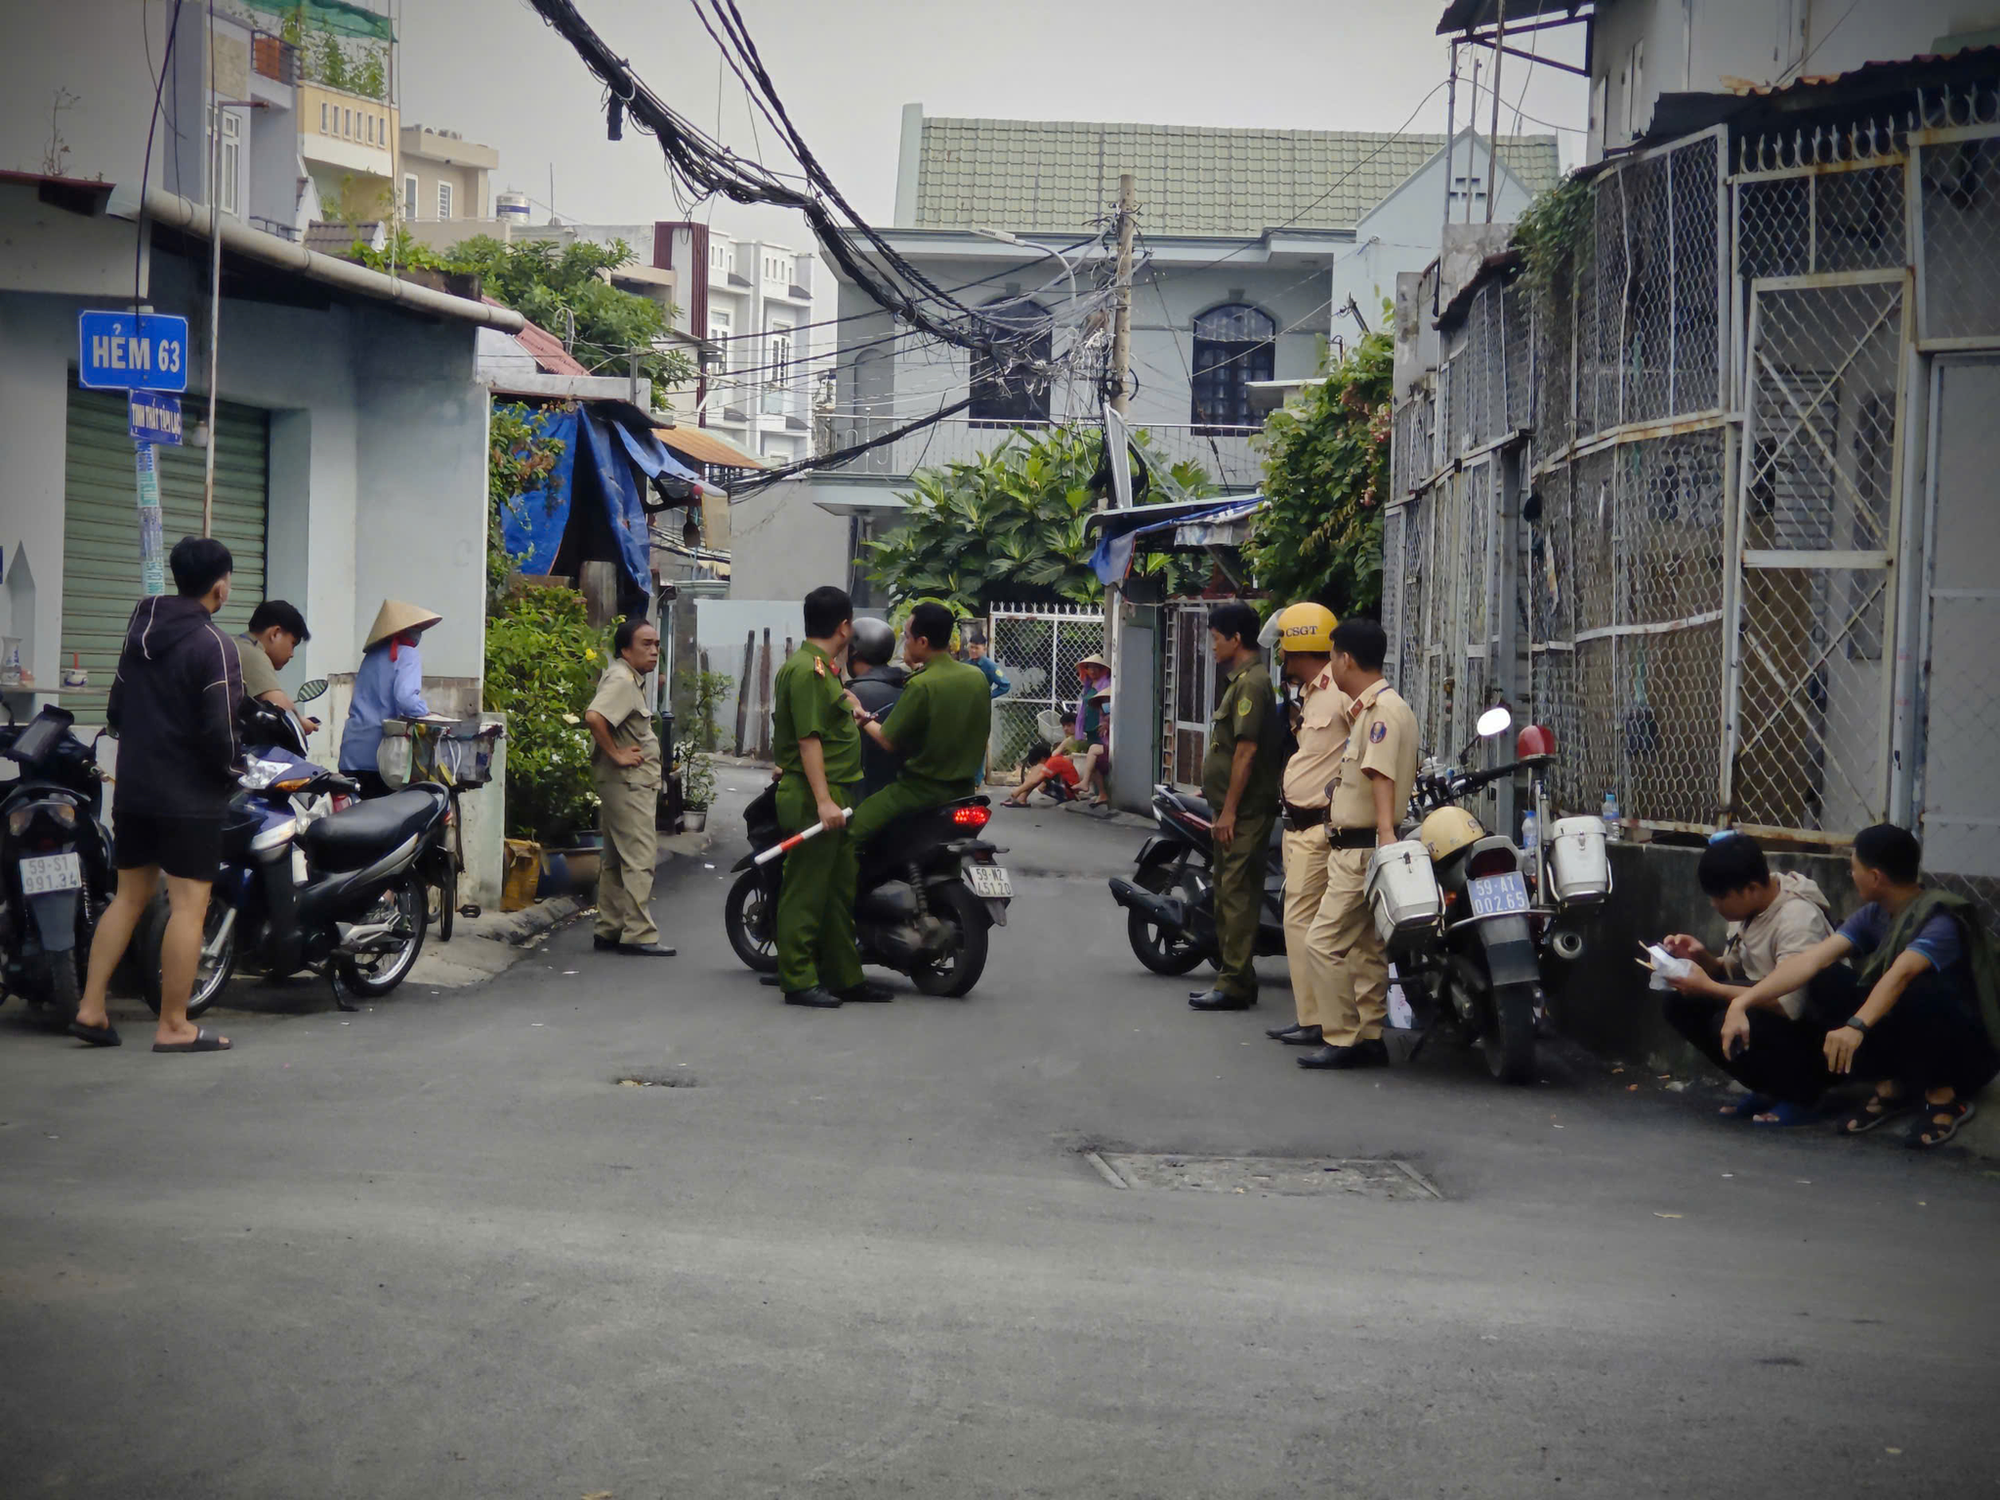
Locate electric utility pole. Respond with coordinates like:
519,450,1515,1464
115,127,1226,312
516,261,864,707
1109,173,1136,416
1103,172,1138,813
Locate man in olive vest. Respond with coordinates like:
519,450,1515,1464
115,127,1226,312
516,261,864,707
1189,600,1285,1012
585,617,675,957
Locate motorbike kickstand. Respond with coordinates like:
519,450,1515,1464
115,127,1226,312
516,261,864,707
1405,1012,1448,1061
328,969,358,1013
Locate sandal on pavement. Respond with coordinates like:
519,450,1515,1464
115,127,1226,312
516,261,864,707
67,1019,122,1048
1722,1092,1775,1119
1837,1091,1914,1135
1748,1101,1820,1128
1907,1098,1976,1149
152,1027,231,1054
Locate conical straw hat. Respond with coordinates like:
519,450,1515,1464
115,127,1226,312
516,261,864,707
365,599,443,651
1076,653,1109,672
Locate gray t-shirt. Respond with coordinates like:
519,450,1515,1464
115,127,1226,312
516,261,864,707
1721,873,1834,1020
234,633,280,700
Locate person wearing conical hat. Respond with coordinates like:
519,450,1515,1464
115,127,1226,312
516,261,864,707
340,599,443,798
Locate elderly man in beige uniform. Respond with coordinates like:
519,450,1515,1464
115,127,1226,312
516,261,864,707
585,617,675,958
1265,603,1344,1050
1296,617,1419,1072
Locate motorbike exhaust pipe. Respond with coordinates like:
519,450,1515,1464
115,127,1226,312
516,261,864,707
1108,877,1187,934
1548,927,1586,962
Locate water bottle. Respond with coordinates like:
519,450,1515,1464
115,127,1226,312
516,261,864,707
1520,808,1539,858
1602,788,1622,842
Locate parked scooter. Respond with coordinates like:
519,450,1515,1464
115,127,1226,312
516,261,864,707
724,778,1011,997
135,741,449,1018
1367,707,1609,1084
0,706,114,1022
1107,785,1285,975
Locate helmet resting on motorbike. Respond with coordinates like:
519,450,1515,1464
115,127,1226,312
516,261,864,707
1271,602,1338,656
849,616,898,669
1419,805,1486,865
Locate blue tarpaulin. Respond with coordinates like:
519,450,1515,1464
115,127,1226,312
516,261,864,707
577,408,655,595
1086,496,1265,585
497,406,578,577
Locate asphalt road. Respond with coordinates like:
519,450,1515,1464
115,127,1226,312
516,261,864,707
2,774,1997,1499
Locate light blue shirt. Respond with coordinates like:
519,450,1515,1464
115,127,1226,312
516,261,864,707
339,642,430,773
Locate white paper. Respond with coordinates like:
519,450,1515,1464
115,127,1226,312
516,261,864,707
1643,944,1695,991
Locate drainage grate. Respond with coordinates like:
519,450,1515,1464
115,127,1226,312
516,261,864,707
614,1074,698,1089
1087,1152,1440,1200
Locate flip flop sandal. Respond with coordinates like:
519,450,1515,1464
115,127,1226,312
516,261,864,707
67,1019,122,1048
1837,1092,1915,1135
152,1026,231,1054
1748,1101,1820,1128
1722,1092,1775,1119
1907,1098,1976,1149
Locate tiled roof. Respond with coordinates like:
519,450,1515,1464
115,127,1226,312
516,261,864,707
492,302,592,376
911,118,1562,236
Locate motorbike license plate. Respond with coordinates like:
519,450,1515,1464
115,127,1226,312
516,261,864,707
1468,872,1530,918
965,864,1013,900
19,852,82,895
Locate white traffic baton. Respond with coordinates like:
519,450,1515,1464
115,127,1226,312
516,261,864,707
751,808,847,867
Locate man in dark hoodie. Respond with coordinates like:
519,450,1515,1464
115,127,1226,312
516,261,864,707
69,537,244,1054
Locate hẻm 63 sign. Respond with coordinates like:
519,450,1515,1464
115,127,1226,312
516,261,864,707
78,311,189,393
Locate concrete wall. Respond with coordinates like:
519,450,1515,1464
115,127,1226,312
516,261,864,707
724,476,857,603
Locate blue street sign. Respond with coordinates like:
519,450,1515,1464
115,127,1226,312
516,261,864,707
129,391,183,446
78,311,189,392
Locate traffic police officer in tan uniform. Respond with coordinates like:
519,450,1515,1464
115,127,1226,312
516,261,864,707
585,617,676,957
1264,603,1344,1048
1189,600,1285,1012
1296,616,1419,1071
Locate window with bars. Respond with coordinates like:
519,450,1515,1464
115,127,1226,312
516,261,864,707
1189,304,1274,430
437,180,453,220
968,297,1052,425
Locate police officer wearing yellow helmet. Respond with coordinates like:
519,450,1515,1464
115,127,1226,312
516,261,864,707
1294,615,1420,1071
1265,602,1343,1048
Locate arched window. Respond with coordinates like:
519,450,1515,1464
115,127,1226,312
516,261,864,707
969,296,1052,426
1190,304,1275,431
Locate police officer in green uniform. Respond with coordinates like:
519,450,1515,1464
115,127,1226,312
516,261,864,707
770,586,880,1009
848,602,993,843
1189,600,1285,1011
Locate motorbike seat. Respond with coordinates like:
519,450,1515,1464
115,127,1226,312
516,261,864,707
1163,790,1213,821
303,787,446,871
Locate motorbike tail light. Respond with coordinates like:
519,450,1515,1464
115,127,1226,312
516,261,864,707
6,808,28,836
1468,847,1518,879
952,805,991,829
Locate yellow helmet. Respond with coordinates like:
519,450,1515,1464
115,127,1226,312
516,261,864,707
1273,602,1338,656
1419,806,1486,864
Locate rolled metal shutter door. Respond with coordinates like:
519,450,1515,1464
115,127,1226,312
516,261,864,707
60,388,269,696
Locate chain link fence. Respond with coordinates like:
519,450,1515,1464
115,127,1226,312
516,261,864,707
984,602,1106,775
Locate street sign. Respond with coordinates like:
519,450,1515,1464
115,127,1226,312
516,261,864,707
128,391,183,446
77,311,189,392
133,441,166,596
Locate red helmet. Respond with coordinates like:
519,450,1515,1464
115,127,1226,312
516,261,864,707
1516,724,1557,757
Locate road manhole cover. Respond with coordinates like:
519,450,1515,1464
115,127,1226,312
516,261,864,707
613,1074,697,1088
1088,1152,1439,1200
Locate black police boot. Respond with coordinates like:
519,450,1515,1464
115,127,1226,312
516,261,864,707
836,981,894,1002
784,987,844,1008
1296,1038,1390,1070
1188,989,1255,1011
1278,1025,1324,1046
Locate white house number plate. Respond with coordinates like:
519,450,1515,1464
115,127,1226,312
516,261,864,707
19,853,82,896
1467,872,1530,918
966,865,1013,900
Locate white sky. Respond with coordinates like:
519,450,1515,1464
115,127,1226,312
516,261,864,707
397,0,1589,253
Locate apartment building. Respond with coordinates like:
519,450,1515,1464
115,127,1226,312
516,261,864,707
399,124,498,226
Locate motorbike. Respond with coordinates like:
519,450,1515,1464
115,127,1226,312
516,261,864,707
1107,785,1285,976
724,778,1011,998
135,731,449,1018
0,705,114,1022
1372,707,1609,1085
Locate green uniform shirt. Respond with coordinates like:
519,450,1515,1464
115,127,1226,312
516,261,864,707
1202,657,1282,813
882,653,992,793
774,641,863,786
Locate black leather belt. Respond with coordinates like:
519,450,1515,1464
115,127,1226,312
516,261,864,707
1326,826,1377,850
1282,801,1326,832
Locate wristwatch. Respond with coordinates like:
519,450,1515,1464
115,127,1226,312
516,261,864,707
1842,1015,1872,1034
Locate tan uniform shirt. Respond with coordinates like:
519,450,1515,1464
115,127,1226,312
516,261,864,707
1280,664,1350,810
587,657,661,790
1326,680,1419,832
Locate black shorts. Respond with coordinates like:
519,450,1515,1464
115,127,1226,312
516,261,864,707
113,811,224,883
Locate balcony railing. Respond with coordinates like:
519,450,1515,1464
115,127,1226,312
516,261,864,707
252,32,298,86
824,417,1265,491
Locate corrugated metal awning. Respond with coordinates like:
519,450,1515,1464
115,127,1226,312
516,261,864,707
655,426,765,470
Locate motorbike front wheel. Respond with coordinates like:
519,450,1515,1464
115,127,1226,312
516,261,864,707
335,876,428,998
724,869,780,974
1483,979,1539,1085
140,893,238,1019
910,883,989,998
1126,905,1205,975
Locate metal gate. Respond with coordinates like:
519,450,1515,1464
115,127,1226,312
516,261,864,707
985,601,1105,773
1722,270,1908,838
1161,601,1215,792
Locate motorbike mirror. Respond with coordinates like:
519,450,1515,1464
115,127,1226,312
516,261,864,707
1476,706,1514,739
294,677,328,705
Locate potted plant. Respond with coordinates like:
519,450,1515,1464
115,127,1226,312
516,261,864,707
676,740,715,832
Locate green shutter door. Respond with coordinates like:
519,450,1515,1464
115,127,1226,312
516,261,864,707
60,388,269,697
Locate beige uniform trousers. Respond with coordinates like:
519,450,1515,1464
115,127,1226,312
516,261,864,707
593,774,660,945
1281,825,1331,1031
1312,845,1389,1046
